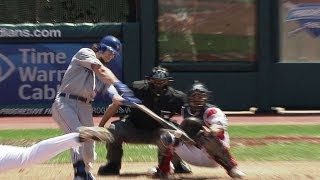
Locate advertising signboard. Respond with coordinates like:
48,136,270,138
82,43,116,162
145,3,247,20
0,43,122,115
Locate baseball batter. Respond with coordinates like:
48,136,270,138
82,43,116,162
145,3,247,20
0,126,113,173
152,81,245,178
51,35,141,180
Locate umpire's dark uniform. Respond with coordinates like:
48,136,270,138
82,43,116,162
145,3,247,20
102,80,186,172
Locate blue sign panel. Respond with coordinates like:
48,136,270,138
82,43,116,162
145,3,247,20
0,43,122,115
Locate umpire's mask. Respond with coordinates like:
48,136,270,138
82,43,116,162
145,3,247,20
146,66,172,96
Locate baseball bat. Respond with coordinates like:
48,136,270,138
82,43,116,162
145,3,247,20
132,102,196,145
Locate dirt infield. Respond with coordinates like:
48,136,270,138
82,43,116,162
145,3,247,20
1,114,320,130
1,161,320,180
1,115,320,179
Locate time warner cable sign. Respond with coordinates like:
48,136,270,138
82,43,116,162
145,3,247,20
0,44,122,115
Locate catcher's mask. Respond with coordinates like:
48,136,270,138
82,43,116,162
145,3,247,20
146,66,173,95
187,81,210,111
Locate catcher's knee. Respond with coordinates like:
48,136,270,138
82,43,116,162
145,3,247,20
160,131,177,148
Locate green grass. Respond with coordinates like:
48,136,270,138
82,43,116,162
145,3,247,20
229,125,320,137
232,143,320,161
48,143,158,163
1,125,318,140
0,129,62,140
1,125,319,163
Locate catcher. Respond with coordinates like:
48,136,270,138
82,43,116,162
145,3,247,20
150,81,246,178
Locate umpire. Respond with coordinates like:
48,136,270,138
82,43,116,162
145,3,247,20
98,66,192,175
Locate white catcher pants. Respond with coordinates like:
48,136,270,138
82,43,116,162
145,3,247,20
175,143,219,167
173,132,230,167
0,132,81,173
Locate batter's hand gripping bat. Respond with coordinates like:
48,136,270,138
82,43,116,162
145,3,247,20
132,102,196,145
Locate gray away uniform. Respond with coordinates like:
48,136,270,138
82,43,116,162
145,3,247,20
52,48,107,169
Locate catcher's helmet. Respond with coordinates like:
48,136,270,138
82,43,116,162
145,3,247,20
187,81,210,109
98,35,122,54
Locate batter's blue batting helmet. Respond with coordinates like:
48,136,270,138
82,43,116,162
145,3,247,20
99,35,122,54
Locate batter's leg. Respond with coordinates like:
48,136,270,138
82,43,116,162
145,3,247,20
52,101,88,179
52,101,83,164
78,103,95,171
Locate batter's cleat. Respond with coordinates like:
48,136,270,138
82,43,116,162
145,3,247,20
227,167,246,178
73,161,96,180
83,172,95,180
74,172,95,180
87,172,96,180
78,126,114,143
173,161,192,174
97,162,120,176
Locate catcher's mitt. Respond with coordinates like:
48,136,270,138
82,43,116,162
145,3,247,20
180,117,203,139
78,126,114,143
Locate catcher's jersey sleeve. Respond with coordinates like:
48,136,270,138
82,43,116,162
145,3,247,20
203,107,228,130
203,107,230,147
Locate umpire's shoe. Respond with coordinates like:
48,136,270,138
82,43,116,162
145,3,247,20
97,162,120,175
78,126,114,143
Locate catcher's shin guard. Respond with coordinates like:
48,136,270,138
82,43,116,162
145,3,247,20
197,134,237,171
157,148,173,176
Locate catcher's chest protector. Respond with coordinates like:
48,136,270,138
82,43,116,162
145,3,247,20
182,106,203,120
181,104,215,119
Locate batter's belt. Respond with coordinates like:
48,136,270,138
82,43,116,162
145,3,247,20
59,92,93,104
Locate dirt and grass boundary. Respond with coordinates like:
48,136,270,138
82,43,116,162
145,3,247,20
1,115,320,179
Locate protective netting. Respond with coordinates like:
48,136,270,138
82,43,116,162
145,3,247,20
0,0,136,23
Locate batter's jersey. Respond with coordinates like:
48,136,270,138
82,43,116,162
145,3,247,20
57,48,104,100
